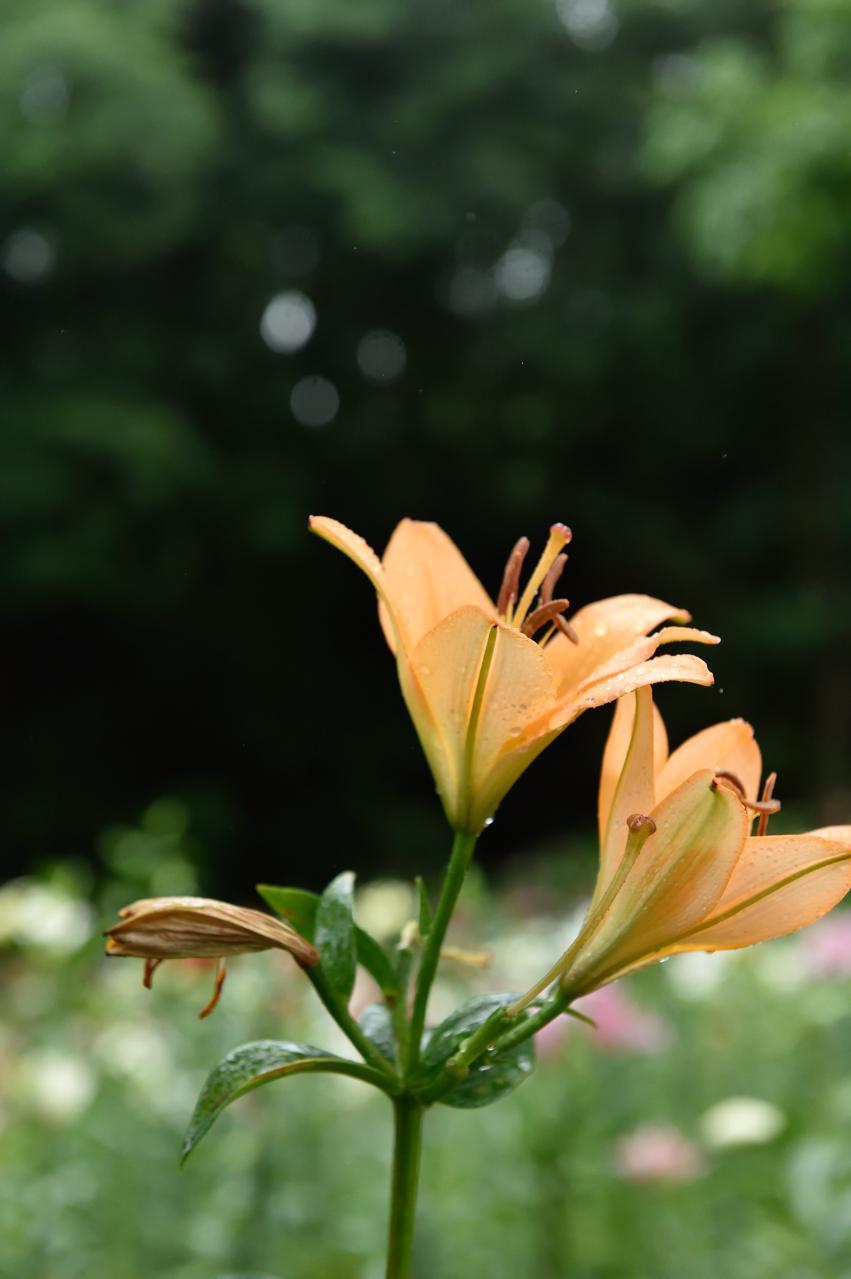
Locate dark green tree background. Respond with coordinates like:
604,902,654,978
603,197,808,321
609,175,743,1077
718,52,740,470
3,0,850,893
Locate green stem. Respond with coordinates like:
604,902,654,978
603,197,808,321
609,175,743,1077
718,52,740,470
405,830,477,1073
489,988,569,1057
307,967,397,1078
385,1097,424,1279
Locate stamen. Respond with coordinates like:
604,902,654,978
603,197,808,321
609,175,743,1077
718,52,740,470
539,553,568,607
142,958,163,990
712,773,782,817
756,771,778,837
497,536,530,616
713,769,746,797
521,598,571,639
554,614,580,645
198,959,227,1019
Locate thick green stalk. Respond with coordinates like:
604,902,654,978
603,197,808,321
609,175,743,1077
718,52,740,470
405,830,477,1073
385,1098,424,1279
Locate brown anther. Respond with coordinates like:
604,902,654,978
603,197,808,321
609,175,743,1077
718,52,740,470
142,957,163,990
539,553,568,607
627,813,656,835
554,614,580,645
756,771,779,837
520,598,571,639
712,772,782,817
497,536,530,615
713,769,746,797
198,959,227,1020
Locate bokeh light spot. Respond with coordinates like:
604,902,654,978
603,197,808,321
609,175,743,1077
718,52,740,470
357,330,407,382
493,246,551,303
290,376,339,427
556,0,619,51
2,228,55,283
260,291,316,353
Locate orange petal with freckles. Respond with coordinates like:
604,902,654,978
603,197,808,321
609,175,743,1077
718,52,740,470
547,652,715,733
544,595,691,695
595,689,657,902
656,719,762,805
661,831,851,951
380,519,495,652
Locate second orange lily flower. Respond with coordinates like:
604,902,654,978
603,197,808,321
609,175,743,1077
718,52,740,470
309,516,718,833
513,688,851,1007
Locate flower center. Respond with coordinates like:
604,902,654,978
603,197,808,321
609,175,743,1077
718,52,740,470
496,523,578,645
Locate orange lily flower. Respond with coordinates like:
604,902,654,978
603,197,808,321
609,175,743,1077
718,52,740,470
309,516,718,832
105,896,319,1017
518,688,851,1005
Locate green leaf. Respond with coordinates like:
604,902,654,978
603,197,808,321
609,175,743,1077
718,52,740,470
182,1040,361,1163
315,871,357,1000
415,875,433,935
354,928,398,999
417,992,535,1110
359,1002,396,1062
256,885,318,940
258,881,398,998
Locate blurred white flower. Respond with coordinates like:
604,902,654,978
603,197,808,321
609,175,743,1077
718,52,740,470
355,880,415,941
0,879,93,954
20,1050,97,1124
664,949,734,999
700,1096,786,1148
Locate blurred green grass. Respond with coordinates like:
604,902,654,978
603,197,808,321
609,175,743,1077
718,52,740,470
5,809,851,1279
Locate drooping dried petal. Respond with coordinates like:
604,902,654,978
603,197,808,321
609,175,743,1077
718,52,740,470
105,897,319,967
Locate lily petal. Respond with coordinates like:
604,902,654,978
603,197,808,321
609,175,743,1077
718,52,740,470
466,626,558,831
381,519,495,651
544,595,691,696
309,516,406,651
598,695,668,850
663,831,851,951
656,720,762,804
566,770,747,991
400,606,498,828
547,653,715,733
596,689,657,901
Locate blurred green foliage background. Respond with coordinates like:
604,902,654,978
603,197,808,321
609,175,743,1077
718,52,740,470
4,0,851,894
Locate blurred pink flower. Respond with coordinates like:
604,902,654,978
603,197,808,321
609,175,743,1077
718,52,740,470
536,983,672,1058
802,912,851,977
577,985,673,1052
613,1124,705,1184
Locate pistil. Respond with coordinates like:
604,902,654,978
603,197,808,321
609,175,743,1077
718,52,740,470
513,523,572,627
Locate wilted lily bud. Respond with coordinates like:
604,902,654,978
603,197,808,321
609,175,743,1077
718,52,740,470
105,896,319,1017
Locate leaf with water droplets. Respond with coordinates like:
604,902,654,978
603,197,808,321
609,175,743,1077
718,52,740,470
182,1040,358,1163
